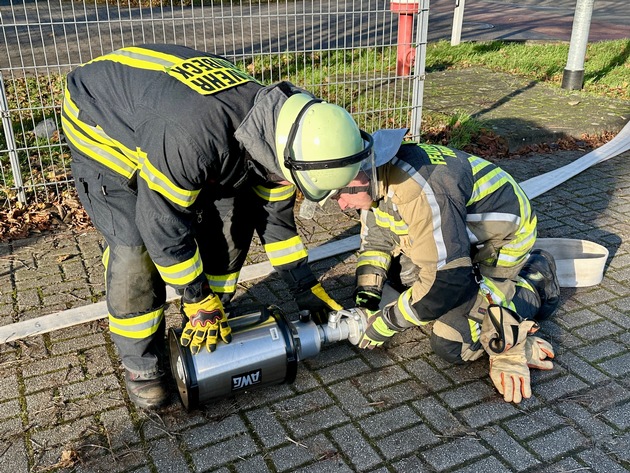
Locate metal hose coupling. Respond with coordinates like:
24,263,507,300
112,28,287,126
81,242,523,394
322,307,368,346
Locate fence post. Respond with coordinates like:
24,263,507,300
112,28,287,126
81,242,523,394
0,72,27,205
451,0,466,46
410,0,429,140
561,0,594,91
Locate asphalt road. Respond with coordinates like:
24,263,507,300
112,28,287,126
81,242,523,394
431,0,629,42
1,0,628,72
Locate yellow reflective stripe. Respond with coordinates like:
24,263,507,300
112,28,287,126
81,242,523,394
469,167,508,203
64,90,139,159
87,46,182,71
480,277,506,304
102,246,110,292
64,90,138,168
63,91,138,178
479,277,516,310
206,271,240,293
155,247,203,286
137,149,200,208
264,235,308,266
468,156,493,175
310,283,342,311
62,116,136,178
396,289,427,326
357,250,391,270
252,184,296,202
516,276,537,293
469,319,481,343
102,245,110,269
108,307,164,339
496,217,537,268
373,208,409,235
373,317,397,337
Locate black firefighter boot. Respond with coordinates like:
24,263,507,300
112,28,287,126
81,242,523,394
519,249,561,320
124,370,169,410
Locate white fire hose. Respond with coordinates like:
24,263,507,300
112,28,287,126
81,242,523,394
1,122,628,347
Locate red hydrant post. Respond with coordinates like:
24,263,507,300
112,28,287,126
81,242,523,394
390,0,420,76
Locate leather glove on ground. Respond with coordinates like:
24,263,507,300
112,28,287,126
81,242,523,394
295,282,343,325
181,293,232,354
525,336,555,370
354,287,382,312
357,305,403,349
481,305,539,403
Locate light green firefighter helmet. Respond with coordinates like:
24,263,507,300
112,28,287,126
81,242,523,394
275,93,374,202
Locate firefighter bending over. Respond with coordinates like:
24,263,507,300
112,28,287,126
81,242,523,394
62,44,373,409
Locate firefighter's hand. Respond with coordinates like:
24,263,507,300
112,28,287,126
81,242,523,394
295,283,343,325
489,346,531,403
181,294,232,354
525,336,555,370
481,305,535,403
357,307,398,350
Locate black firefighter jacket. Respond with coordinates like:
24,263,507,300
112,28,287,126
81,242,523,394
62,43,316,293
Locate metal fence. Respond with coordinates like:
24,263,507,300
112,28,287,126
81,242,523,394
0,0,428,205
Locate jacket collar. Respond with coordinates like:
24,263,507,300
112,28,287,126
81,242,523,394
234,81,310,181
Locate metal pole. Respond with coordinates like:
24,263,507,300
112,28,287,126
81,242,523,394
561,0,595,90
410,0,430,139
0,72,27,204
451,0,466,46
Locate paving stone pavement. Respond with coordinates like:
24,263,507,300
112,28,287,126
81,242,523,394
1,146,628,473
1,80,630,471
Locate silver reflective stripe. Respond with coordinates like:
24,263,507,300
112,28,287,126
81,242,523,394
253,184,296,201
392,156,448,268
396,288,426,326
207,272,240,293
466,212,521,225
62,92,138,177
357,251,391,269
264,236,308,266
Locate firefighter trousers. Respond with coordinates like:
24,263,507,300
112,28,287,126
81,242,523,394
72,155,167,376
72,156,280,374
386,255,541,365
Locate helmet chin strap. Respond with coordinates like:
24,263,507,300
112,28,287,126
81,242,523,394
330,185,372,199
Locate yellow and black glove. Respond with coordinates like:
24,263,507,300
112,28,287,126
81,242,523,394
357,305,404,349
295,282,342,325
181,293,232,355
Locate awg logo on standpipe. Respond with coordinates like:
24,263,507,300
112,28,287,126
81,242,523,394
232,369,262,390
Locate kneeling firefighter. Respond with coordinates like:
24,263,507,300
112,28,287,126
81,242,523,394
327,130,560,403
63,44,373,409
